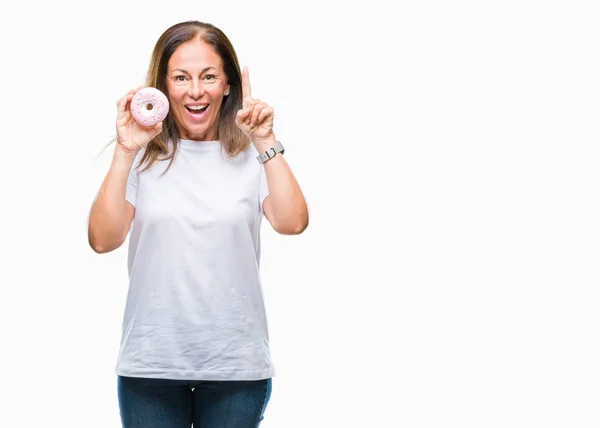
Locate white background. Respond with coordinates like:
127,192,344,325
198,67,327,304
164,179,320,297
0,0,598,427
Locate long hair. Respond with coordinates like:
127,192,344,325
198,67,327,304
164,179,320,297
139,20,249,173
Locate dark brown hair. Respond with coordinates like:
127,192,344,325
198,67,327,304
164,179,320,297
139,20,249,172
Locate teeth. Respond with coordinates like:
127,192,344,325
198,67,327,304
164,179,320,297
188,105,207,111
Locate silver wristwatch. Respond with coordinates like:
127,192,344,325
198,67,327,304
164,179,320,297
256,140,285,164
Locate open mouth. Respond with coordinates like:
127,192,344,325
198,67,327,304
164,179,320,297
185,105,209,117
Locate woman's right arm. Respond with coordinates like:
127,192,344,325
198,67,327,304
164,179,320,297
88,149,137,253
88,87,163,254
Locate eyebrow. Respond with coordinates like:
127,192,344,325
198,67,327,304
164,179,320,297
171,67,218,74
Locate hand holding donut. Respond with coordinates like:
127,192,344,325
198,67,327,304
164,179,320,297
235,67,275,145
116,87,166,154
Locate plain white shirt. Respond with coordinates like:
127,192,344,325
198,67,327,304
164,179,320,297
115,139,274,380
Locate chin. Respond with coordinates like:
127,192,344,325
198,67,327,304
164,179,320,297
183,127,212,140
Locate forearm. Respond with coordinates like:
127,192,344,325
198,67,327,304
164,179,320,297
88,149,136,252
258,140,308,233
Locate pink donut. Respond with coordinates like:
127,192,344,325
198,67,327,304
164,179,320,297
130,87,169,126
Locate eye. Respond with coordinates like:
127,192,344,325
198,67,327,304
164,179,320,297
174,75,188,82
203,74,217,82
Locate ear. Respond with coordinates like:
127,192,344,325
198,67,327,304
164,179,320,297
224,85,230,96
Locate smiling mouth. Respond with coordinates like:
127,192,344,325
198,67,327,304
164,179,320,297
186,105,208,115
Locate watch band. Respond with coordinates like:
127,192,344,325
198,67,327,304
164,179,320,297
256,140,285,164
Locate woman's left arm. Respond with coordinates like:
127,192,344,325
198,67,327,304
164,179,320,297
236,67,309,235
255,136,309,235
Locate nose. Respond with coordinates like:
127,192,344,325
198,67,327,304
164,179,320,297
189,79,204,99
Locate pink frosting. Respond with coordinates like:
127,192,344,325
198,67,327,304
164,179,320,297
130,87,169,126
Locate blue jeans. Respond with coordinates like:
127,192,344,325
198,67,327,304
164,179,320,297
117,376,272,428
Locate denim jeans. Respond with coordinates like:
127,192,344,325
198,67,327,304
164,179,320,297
117,376,272,428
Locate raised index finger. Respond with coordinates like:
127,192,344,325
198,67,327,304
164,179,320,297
242,66,252,107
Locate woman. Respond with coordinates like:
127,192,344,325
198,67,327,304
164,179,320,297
88,20,308,428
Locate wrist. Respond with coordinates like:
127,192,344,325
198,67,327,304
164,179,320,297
255,139,285,164
115,141,140,156
251,134,277,152
113,145,138,167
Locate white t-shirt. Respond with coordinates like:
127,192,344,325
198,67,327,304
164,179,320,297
115,139,274,381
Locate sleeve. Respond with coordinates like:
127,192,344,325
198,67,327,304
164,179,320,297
125,156,141,207
259,164,270,215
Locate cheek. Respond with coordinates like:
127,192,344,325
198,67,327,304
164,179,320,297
166,80,185,96
209,84,226,100
209,91,225,108
167,86,183,101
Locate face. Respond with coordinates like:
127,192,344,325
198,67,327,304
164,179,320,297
166,38,230,141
